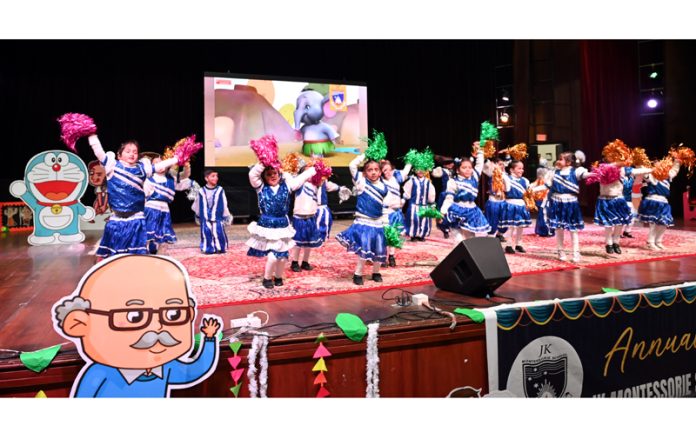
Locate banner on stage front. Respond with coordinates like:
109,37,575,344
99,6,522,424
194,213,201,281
481,282,696,397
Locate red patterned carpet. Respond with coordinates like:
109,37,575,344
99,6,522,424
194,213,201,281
162,222,696,307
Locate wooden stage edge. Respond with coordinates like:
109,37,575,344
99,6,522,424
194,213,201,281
1,221,696,397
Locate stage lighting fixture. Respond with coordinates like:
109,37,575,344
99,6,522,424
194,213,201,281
499,112,510,124
649,71,659,79
501,89,510,102
647,98,658,109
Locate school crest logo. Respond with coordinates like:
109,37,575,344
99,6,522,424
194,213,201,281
506,336,583,397
329,84,347,112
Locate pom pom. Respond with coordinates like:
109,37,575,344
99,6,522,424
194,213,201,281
523,189,537,212
574,150,586,165
586,163,622,185
652,157,674,181
383,224,405,249
670,143,695,179
281,152,304,174
338,186,352,203
417,205,443,220
532,177,548,201
404,146,435,171
508,143,528,161
602,139,631,164
479,121,499,147
363,129,388,162
310,159,333,186
172,135,203,166
187,180,201,201
492,167,506,199
250,135,281,169
631,147,651,168
57,113,97,152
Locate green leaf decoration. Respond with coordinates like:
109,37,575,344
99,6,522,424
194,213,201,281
20,344,61,373
335,313,368,342
453,308,485,323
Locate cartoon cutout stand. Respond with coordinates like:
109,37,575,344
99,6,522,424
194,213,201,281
9,150,95,245
52,254,222,397
81,159,111,230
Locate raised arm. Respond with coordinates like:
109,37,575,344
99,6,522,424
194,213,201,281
153,157,179,173
474,148,485,175
350,154,366,193
249,163,265,189
399,163,413,179
482,160,495,177
286,166,318,192
87,134,107,163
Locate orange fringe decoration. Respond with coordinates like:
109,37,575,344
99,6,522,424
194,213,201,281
602,139,632,164
491,167,506,199
532,178,548,202
652,157,674,181
281,152,303,174
631,147,651,168
508,143,528,161
523,189,537,212
670,144,695,179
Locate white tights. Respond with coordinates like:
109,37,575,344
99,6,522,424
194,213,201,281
507,226,524,247
264,253,287,280
453,229,475,243
355,258,380,276
555,229,580,253
290,247,312,263
603,225,623,245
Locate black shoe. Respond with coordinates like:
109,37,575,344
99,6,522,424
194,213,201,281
300,261,313,271
515,245,526,253
443,231,450,239
371,273,383,282
273,277,284,286
622,231,634,239
496,234,507,243
353,274,364,285
410,237,418,242
262,278,274,289
388,255,396,267
605,245,615,254
612,243,622,254
290,261,301,272
381,262,387,268
148,241,158,254
504,246,515,254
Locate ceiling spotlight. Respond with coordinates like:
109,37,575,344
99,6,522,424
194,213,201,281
499,112,510,124
501,89,510,102
649,71,658,79
646,98,658,109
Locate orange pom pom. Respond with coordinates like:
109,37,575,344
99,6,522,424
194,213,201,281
602,139,632,164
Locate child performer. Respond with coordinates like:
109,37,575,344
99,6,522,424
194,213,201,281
87,135,179,258
336,153,389,285
440,143,491,242
380,158,411,267
403,149,436,241
498,160,532,253
483,156,509,242
543,150,592,262
247,137,317,289
144,158,192,254
197,169,233,254
290,160,344,272
530,167,554,237
315,178,351,251
431,157,455,239
638,157,681,250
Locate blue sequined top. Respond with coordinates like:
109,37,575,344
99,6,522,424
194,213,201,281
257,180,291,228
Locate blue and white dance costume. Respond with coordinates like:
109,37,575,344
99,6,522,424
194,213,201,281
197,184,232,254
482,163,508,238
431,166,453,236
621,166,649,235
440,149,491,242
382,164,411,261
402,173,436,239
543,165,591,261
144,167,192,252
292,181,323,250
247,163,316,281
638,161,680,249
498,174,532,249
316,181,348,244
529,175,553,237
88,135,178,258
336,154,389,277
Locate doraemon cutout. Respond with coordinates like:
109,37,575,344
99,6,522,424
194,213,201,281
9,150,95,245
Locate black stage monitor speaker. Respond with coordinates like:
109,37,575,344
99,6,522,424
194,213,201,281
430,237,511,297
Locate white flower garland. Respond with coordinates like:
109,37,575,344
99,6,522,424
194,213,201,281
246,332,269,398
365,322,380,398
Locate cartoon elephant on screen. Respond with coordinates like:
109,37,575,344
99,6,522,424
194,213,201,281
294,90,339,157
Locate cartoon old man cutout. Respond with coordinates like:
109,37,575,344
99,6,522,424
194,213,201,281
52,254,222,397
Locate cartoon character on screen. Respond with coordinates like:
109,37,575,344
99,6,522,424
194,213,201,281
143,152,193,254
9,150,95,245
196,170,233,254
440,142,491,243
87,160,110,216
294,89,339,158
380,157,411,267
247,136,317,289
52,254,222,398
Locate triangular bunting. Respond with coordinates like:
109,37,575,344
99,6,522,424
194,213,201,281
313,342,332,359
228,356,242,369
312,357,328,372
229,340,243,355
315,332,327,343
313,371,327,386
19,344,61,373
35,390,47,398
316,386,330,398
231,368,245,383
230,383,242,397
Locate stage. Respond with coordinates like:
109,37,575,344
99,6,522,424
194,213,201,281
1,219,695,397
